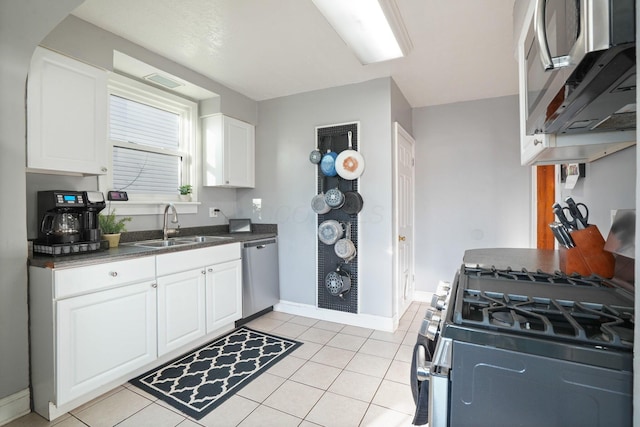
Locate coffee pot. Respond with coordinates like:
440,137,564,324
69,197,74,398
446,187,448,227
41,212,81,242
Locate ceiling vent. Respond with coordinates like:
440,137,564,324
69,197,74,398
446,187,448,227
143,73,184,89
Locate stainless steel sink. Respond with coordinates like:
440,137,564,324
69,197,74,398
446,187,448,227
130,235,232,249
175,235,233,243
132,239,195,248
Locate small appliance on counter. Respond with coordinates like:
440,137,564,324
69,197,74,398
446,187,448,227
229,218,252,234
34,190,106,256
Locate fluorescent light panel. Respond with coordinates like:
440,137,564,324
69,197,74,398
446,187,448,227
312,0,412,64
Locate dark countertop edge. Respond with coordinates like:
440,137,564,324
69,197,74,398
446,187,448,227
29,230,277,269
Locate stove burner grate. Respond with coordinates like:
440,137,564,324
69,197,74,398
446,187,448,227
458,289,634,350
465,266,611,287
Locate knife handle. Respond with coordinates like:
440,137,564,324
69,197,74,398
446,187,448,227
552,203,575,230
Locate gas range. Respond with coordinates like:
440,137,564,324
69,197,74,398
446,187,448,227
412,253,633,427
445,265,634,370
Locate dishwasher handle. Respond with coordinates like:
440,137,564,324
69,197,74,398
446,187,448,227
243,238,277,249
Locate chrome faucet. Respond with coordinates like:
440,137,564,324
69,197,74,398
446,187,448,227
163,203,180,240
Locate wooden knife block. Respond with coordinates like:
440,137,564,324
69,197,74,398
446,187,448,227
559,225,614,278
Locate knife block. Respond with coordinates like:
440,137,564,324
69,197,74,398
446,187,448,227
559,225,614,278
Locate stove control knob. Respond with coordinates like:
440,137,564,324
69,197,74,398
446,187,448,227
431,294,447,310
425,314,441,340
423,308,437,321
418,318,430,337
436,280,451,293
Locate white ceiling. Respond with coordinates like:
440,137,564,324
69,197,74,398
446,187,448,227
71,0,518,108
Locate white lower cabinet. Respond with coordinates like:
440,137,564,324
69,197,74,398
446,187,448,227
29,256,157,420
157,244,243,336
56,281,157,405
206,259,242,333
157,268,206,356
30,242,243,421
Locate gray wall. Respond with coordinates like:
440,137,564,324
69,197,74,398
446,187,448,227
559,146,636,234
0,0,83,402
412,95,532,290
237,78,399,317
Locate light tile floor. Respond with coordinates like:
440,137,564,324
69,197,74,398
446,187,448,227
7,302,429,427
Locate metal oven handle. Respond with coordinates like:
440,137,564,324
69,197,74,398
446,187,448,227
416,344,431,381
411,343,431,426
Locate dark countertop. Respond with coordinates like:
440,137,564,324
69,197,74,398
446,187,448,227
463,248,560,273
30,224,277,269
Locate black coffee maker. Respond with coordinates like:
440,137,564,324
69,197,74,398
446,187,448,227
35,190,106,255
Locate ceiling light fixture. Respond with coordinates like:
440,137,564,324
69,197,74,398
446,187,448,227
312,0,412,65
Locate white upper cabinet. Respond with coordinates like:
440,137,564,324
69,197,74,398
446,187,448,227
203,114,255,188
27,47,108,175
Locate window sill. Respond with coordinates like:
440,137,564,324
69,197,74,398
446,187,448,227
105,201,200,216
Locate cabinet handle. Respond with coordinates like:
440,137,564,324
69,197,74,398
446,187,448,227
533,139,543,146
151,283,157,288
399,235,406,241
208,268,213,272
109,271,118,277
101,167,108,172
202,270,206,275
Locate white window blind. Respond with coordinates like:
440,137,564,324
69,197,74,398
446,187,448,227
109,95,184,194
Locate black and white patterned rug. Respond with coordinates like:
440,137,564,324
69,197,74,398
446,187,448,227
130,327,301,420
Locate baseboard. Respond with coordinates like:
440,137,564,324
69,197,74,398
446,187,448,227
274,300,396,332
0,389,30,426
413,291,433,303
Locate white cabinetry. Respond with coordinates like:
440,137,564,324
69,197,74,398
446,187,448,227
206,259,242,332
29,257,156,419
203,114,255,188
157,243,243,336
30,242,243,421
27,47,108,175
56,281,157,405
156,268,206,356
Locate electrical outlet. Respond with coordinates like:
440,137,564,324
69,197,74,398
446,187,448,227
209,207,218,218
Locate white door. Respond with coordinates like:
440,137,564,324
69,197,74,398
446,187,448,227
393,122,415,319
206,259,242,333
56,281,157,405
157,268,207,356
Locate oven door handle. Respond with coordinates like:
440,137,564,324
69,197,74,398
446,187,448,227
416,344,432,381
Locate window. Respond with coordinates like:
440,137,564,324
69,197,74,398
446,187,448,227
105,73,197,207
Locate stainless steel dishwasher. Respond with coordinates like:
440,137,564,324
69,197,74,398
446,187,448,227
239,238,280,322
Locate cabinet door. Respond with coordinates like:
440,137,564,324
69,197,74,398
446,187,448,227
203,114,255,188
56,281,157,406
206,259,242,333
224,116,255,187
27,47,108,175
157,268,207,356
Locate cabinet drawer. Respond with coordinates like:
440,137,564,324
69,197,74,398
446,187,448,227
54,256,156,299
156,243,241,276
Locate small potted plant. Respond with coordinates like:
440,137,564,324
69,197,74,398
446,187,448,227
99,209,132,248
178,184,193,202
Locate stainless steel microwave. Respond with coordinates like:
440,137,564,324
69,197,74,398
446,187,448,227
524,0,635,136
